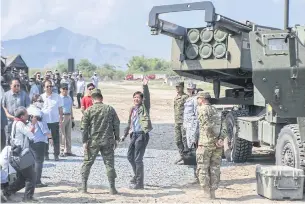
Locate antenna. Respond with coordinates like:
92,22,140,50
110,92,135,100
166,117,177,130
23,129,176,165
284,0,289,29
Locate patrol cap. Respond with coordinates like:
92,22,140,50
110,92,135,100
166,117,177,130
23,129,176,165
175,81,184,87
186,82,196,89
91,88,103,98
197,91,211,99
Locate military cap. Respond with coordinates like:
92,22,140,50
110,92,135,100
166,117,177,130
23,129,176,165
175,81,184,87
60,83,68,89
186,82,196,89
197,91,211,99
91,88,102,96
62,73,68,77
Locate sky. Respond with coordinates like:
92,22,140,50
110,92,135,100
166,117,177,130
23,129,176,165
1,0,304,60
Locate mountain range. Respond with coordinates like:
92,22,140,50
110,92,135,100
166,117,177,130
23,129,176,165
1,27,143,70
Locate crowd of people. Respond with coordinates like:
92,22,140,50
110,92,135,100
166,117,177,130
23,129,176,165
0,70,99,202
0,69,226,202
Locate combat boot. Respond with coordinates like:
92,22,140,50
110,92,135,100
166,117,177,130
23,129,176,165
81,180,88,193
210,190,216,199
109,179,118,195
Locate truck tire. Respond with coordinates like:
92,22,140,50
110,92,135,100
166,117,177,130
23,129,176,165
224,110,253,163
275,125,305,171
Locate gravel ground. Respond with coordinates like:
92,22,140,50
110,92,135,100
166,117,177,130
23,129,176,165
41,146,235,189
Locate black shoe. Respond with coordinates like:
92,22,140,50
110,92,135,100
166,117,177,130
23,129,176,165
54,155,59,161
129,184,144,190
36,183,48,188
174,157,184,165
65,153,76,156
130,177,136,184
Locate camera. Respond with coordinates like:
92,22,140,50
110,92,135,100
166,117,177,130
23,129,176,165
29,115,42,122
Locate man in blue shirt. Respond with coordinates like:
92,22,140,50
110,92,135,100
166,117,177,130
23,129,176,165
59,83,75,157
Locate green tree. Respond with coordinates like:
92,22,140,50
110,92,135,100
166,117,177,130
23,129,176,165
97,64,126,80
76,59,97,76
126,56,175,75
53,61,68,73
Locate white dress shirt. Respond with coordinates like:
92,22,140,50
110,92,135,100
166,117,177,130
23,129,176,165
76,79,86,94
41,92,63,123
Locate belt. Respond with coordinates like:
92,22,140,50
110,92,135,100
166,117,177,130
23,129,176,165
132,131,145,134
63,113,71,115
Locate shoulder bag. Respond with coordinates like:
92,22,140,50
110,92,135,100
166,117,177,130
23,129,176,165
9,121,35,171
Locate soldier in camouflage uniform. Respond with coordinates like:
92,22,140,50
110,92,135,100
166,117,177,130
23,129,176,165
80,88,120,194
173,81,189,164
196,92,226,199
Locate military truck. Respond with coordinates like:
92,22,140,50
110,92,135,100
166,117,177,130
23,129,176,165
148,0,305,171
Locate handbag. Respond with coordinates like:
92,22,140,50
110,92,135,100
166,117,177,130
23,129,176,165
9,121,35,171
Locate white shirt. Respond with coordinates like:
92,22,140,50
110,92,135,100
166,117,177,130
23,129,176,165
41,92,63,123
91,75,99,88
0,146,16,183
76,79,86,94
29,84,40,100
10,121,34,150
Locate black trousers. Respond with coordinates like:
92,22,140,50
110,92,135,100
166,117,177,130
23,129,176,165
127,132,149,186
45,122,60,157
1,128,6,151
31,142,45,184
76,93,83,108
4,165,36,199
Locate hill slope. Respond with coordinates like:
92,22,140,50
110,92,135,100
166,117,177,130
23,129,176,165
1,27,142,70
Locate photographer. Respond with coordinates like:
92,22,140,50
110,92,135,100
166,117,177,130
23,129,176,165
2,107,38,202
27,106,53,188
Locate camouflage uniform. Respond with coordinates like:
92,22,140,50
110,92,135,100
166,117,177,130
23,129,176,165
174,82,189,157
196,92,227,197
81,89,120,194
